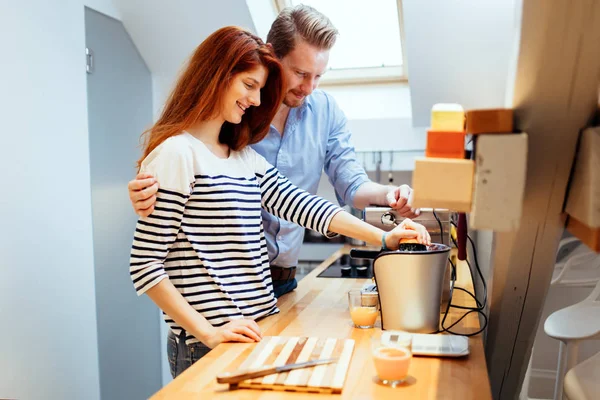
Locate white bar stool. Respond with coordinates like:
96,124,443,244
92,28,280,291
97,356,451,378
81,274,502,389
544,278,600,400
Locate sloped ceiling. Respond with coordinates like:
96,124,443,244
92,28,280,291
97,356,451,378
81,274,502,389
113,0,256,105
111,0,517,124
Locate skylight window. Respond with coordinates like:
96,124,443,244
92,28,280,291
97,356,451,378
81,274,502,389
248,0,407,85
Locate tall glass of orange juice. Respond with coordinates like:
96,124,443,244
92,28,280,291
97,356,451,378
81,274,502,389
348,289,379,328
371,331,412,387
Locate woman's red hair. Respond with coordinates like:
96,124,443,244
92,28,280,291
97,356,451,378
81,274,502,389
138,26,284,168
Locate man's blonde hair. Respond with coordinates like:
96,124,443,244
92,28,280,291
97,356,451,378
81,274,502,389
267,4,339,59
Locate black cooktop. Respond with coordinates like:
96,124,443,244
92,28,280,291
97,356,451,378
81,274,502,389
317,254,374,279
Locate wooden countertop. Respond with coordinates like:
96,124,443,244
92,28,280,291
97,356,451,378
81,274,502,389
151,246,492,400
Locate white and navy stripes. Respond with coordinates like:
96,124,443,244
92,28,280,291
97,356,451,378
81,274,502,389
130,133,341,344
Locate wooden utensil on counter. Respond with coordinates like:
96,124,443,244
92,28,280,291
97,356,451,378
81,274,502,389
217,358,338,384
223,336,355,394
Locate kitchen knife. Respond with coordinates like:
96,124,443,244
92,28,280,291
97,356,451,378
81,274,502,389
216,358,338,385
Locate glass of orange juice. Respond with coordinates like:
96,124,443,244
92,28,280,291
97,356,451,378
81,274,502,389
348,289,379,328
371,331,412,387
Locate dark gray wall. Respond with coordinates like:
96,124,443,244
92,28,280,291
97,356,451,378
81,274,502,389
86,7,161,399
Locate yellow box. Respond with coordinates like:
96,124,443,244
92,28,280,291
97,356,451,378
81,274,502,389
412,158,474,212
431,103,465,132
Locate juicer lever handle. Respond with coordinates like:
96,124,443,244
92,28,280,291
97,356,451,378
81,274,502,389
349,249,380,259
457,213,468,261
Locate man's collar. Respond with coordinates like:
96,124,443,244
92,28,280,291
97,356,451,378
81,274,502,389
300,93,314,112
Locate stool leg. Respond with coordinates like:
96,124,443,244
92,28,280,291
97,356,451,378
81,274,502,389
566,341,579,372
553,340,570,400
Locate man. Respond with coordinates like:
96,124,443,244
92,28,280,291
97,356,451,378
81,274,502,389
128,5,419,298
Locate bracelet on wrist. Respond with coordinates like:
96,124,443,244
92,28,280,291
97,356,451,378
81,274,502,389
382,232,391,250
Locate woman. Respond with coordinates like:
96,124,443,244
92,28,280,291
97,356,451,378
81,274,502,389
130,26,430,378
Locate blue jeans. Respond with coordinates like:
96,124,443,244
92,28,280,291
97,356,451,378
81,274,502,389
167,329,211,378
273,277,298,298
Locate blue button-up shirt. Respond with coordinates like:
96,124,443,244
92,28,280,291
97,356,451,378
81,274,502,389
251,89,370,267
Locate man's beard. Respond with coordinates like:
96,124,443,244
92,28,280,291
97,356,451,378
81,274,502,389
283,91,305,108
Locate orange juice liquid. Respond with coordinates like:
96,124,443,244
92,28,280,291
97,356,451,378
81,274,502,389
373,347,411,381
350,306,378,327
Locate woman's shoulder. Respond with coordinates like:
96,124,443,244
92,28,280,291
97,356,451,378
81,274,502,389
236,146,272,178
158,134,195,155
239,146,270,163
238,145,256,158
140,134,197,193
142,134,194,167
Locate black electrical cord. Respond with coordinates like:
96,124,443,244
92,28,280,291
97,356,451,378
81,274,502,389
440,306,488,336
467,235,487,309
434,220,488,336
448,253,457,282
433,209,451,274
452,287,483,309
450,230,459,248
432,209,445,245
450,221,488,310
433,210,456,281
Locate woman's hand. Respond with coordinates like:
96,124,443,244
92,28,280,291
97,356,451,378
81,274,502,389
203,319,263,349
385,218,431,250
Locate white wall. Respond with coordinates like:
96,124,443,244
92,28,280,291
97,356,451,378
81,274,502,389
0,0,120,399
325,83,413,120
322,0,518,157
402,0,518,126
324,84,425,162
86,0,121,19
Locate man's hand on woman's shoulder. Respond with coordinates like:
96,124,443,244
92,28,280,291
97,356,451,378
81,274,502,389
128,173,159,217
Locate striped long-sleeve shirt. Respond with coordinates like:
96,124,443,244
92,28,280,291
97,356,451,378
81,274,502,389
129,132,342,344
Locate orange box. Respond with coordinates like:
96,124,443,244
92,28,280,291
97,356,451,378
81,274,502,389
465,109,513,134
567,215,600,252
426,130,466,159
